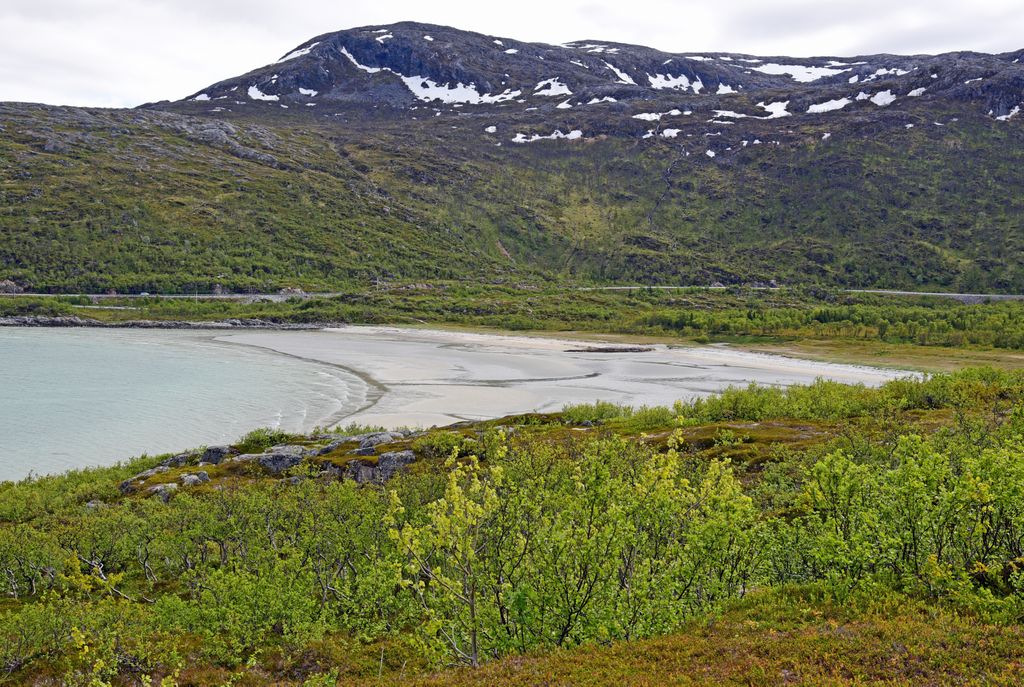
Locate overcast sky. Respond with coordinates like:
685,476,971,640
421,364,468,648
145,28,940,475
2,0,1021,108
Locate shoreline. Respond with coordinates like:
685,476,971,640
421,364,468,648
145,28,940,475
0,315,341,329
0,325,915,480
215,325,913,430
209,332,389,428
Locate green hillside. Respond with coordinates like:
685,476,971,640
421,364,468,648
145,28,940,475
2,102,1023,293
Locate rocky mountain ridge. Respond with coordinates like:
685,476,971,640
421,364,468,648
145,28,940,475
159,21,1024,129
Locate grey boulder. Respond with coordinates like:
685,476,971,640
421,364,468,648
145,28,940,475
345,450,416,485
345,461,378,484
180,471,211,487
119,465,170,494
359,432,405,450
160,451,195,468
146,483,178,502
257,445,308,474
201,445,235,464
377,450,416,481
317,439,351,456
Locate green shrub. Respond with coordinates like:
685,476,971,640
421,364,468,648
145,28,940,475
412,431,476,459
234,428,294,454
561,400,632,425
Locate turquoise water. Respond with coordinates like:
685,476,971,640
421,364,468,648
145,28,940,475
0,328,367,481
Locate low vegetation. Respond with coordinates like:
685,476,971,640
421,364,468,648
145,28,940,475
3,369,1024,684
11,286,1024,375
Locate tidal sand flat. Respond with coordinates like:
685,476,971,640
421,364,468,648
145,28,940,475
220,326,911,429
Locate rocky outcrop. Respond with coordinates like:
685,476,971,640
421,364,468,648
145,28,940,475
230,444,313,474
161,451,197,468
377,450,417,481
317,439,350,455
146,483,178,502
257,445,310,474
180,471,211,487
120,466,170,494
151,114,282,168
345,450,416,484
345,461,377,484
116,431,420,500
201,445,235,465
358,432,406,449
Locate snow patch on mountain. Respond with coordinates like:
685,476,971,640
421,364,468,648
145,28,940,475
996,105,1021,121
648,73,703,93
402,77,522,104
751,63,849,83
342,45,522,104
632,109,684,121
871,90,897,107
276,42,320,64
247,85,279,101
807,98,851,114
758,101,791,118
512,129,583,143
866,67,911,81
534,78,572,97
604,61,636,85
340,47,384,74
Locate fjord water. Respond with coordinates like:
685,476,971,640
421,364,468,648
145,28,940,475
0,328,367,481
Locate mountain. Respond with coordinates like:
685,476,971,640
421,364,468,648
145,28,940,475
166,21,1024,120
2,22,1023,293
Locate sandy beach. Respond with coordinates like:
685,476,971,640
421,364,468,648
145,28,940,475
218,326,913,429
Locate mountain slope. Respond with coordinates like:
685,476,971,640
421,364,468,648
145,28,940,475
166,21,1024,122
1,22,1023,293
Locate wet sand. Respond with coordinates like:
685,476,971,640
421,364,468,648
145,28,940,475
218,326,914,429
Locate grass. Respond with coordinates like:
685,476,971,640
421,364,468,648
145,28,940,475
740,338,1024,373
343,586,1024,687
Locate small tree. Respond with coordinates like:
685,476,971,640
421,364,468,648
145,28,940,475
390,454,502,666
